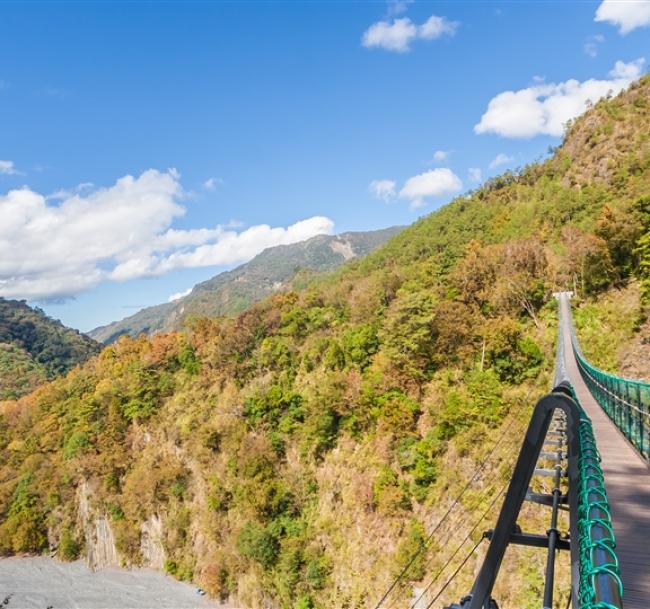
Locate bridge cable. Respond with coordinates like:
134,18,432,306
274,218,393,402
409,481,508,609
393,432,526,609
424,537,484,609
381,477,511,609
372,401,528,609
392,449,522,609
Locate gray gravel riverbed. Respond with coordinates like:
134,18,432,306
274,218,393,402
0,557,227,609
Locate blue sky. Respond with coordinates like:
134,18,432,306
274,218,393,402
1,0,648,331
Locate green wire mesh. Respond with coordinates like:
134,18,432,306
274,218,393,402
573,351,650,462
575,406,624,609
556,295,624,608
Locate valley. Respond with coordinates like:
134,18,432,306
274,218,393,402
1,75,648,609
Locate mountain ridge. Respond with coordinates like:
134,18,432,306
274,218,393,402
89,227,402,343
0,298,100,400
1,75,648,609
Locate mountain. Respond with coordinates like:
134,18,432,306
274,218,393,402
0,299,100,400
89,227,403,344
0,76,648,609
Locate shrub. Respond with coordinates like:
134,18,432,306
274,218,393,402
237,522,280,569
373,466,411,514
393,519,427,582
59,528,81,561
62,431,90,459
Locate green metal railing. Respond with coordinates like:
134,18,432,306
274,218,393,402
556,294,623,609
568,312,650,462
574,390,623,609
444,294,623,609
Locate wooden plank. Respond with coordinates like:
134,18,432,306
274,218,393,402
560,301,650,609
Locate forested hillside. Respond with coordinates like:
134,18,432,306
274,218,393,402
0,76,648,609
90,228,402,344
0,300,100,400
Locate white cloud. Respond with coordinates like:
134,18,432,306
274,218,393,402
203,177,223,190
595,0,650,34
475,58,645,138
489,153,515,169
399,168,462,208
432,150,449,162
369,179,397,201
362,14,458,52
468,168,482,183
584,34,605,57
0,169,334,300
419,15,458,39
148,216,334,276
47,182,94,201
362,18,417,52
609,58,644,78
387,0,413,17
0,160,19,175
168,287,192,302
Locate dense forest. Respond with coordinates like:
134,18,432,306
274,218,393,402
0,75,648,609
0,300,100,400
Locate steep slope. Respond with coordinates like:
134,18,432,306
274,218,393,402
0,299,100,400
89,227,402,344
0,76,648,609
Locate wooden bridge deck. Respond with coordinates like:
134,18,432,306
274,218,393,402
560,299,650,608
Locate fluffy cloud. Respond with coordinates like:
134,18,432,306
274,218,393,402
0,160,19,175
168,287,192,302
362,14,458,52
399,168,462,208
387,0,413,17
475,59,645,138
362,18,416,52
595,1,650,34
369,179,397,201
584,34,605,58
432,150,449,162
419,15,458,39
489,153,515,169
148,217,334,276
203,177,223,190
468,168,482,183
0,169,334,300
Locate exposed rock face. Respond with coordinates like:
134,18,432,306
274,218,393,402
77,481,120,570
140,514,166,569
329,237,355,260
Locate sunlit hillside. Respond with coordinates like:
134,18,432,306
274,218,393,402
1,76,649,609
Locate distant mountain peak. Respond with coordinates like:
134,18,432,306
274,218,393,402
89,226,403,344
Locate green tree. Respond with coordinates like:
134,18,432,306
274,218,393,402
379,290,437,381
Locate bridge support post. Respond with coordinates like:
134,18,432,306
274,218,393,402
444,387,582,609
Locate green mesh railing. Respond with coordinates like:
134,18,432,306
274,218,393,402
555,295,622,609
569,319,650,463
574,393,623,609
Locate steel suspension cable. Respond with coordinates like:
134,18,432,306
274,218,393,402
372,401,529,609
392,428,528,608
424,537,484,609
410,481,509,609
381,479,506,609
395,444,523,609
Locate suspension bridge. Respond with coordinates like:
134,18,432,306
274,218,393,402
374,293,650,609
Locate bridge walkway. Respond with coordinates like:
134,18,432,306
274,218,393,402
560,296,650,608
